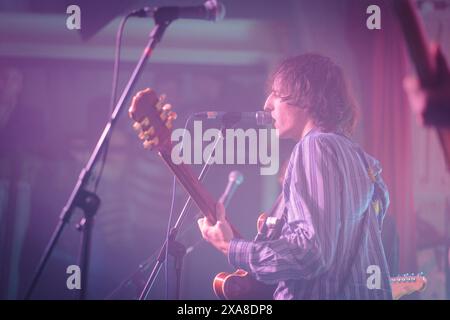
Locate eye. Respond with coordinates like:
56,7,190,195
271,89,294,104
280,96,292,103
272,90,285,99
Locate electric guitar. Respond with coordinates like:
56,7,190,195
128,88,427,300
215,212,427,300
391,273,427,300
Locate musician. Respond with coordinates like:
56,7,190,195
198,53,393,299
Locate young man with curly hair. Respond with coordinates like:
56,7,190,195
198,53,392,300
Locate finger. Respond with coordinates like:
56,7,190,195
197,219,207,240
197,217,204,229
216,202,226,222
200,216,214,228
197,218,210,239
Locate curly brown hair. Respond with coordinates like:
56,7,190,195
270,53,358,136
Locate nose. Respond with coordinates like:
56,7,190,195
263,93,274,112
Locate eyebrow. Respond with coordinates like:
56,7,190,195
272,89,292,101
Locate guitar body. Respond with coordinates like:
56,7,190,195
213,213,277,300
213,270,427,300
391,274,427,300
213,270,275,300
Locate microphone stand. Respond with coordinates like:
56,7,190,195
139,128,225,300
25,19,172,300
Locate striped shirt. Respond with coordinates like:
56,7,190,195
228,129,392,299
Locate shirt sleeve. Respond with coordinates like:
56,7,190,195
228,135,342,283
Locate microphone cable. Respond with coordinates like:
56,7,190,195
92,12,133,192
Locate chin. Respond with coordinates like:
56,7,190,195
275,128,288,139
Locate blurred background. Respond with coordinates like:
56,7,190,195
0,0,449,299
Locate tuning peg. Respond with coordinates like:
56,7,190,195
143,137,159,149
161,110,177,121
166,117,176,129
138,126,155,140
134,117,150,133
154,94,167,111
140,117,150,128
132,121,141,131
168,111,177,120
162,103,172,112
165,111,177,129
143,140,153,149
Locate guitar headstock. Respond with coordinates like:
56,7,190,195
391,272,427,300
128,88,177,152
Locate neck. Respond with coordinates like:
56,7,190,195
299,120,316,140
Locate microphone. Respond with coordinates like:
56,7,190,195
193,111,274,127
219,171,244,208
193,170,243,220
130,0,225,22
187,170,243,255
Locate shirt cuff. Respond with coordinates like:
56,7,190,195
228,238,253,271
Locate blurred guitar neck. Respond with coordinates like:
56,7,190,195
393,0,450,171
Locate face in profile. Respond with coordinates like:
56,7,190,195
263,76,308,141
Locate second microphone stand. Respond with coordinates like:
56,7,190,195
138,126,227,300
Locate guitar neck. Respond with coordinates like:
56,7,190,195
393,0,450,170
393,0,436,86
158,149,218,223
157,148,242,238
